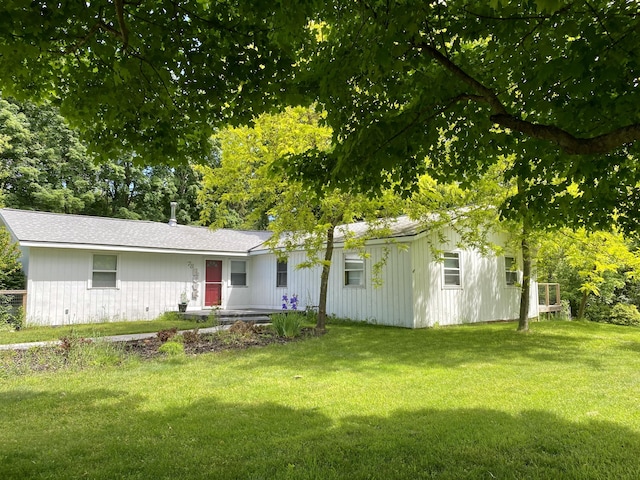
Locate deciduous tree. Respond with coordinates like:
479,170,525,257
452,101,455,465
0,227,24,290
0,96,207,222
0,0,315,164
538,229,640,319
200,106,402,330
197,106,331,229
292,1,640,235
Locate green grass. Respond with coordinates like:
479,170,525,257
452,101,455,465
1,319,640,479
0,312,218,345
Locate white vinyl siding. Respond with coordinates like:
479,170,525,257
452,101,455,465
91,254,118,288
442,252,461,287
20,225,537,329
505,256,518,286
230,260,247,286
27,249,207,325
248,251,321,311
344,254,364,287
412,228,539,328
248,246,414,327
332,246,413,326
276,260,287,287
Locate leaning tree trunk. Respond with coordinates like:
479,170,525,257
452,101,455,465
577,290,589,319
316,225,335,332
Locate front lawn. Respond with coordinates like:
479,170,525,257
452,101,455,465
1,320,639,479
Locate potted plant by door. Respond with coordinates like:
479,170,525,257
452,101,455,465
178,292,188,313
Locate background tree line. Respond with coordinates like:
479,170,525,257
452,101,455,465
0,95,207,224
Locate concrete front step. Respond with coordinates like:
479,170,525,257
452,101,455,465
181,310,275,324
218,315,271,324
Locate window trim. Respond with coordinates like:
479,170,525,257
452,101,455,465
276,259,288,288
89,253,119,289
442,251,462,289
344,253,365,288
230,260,247,287
504,255,519,287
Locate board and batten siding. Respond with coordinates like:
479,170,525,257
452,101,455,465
24,247,255,325
324,243,414,327
411,228,538,328
249,251,321,310
248,245,413,327
23,227,537,327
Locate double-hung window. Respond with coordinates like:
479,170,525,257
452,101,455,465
344,254,364,287
442,252,461,287
505,256,518,286
92,254,118,288
276,260,287,288
230,260,247,286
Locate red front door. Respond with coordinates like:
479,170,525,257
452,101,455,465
205,260,222,306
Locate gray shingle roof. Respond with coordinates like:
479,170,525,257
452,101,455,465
0,209,272,254
251,215,425,251
332,216,424,243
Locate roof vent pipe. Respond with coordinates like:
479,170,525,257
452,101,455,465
168,201,178,226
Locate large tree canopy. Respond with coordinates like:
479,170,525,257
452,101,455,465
293,0,640,232
1,1,639,231
0,0,314,163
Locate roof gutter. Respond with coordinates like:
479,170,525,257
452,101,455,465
20,241,251,257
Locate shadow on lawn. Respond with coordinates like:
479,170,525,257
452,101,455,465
1,387,639,479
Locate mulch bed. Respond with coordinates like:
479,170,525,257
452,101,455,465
124,323,321,360
0,322,323,373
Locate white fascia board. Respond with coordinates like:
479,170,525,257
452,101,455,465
249,247,280,256
348,236,417,247
249,234,416,255
20,241,250,257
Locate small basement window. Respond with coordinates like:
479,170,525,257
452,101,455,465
442,252,461,287
276,260,287,288
230,260,247,286
92,254,118,288
344,254,364,287
505,256,518,286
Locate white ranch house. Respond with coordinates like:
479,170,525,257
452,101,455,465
0,208,539,328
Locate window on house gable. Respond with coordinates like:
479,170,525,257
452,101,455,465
442,252,461,287
505,256,518,286
230,260,247,286
344,254,364,287
276,260,287,288
92,254,118,288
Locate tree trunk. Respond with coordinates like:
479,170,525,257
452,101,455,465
577,290,588,319
518,231,532,332
517,178,532,332
316,225,335,331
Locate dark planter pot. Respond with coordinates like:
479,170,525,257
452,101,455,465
178,303,187,313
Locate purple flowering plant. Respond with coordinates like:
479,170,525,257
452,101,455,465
282,294,298,311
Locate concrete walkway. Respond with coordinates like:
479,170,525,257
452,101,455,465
0,324,233,351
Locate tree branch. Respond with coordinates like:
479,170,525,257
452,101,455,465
418,41,640,154
418,42,508,115
114,0,130,50
490,114,640,154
